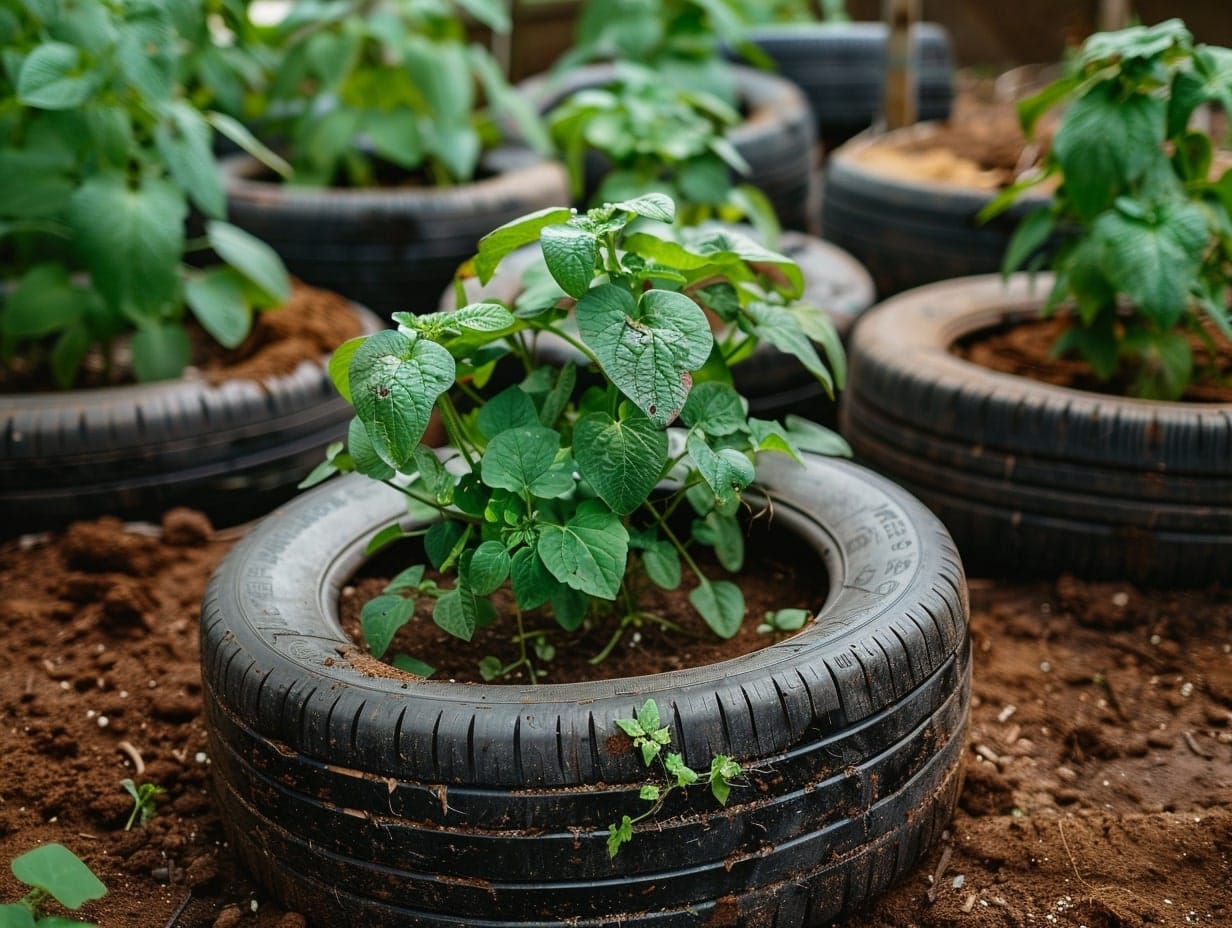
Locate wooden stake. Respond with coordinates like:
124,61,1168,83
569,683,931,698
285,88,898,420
882,0,920,130
1098,0,1132,32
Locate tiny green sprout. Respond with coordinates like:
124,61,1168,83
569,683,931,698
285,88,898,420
607,698,741,857
756,608,811,635
120,779,165,831
1,843,107,927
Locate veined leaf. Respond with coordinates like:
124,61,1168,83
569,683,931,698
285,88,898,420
540,223,598,298
537,499,628,600
475,206,574,283
686,432,754,510
573,408,668,516
577,284,712,427
481,426,574,498
17,42,98,109
349,330,456,471
68,172,185,321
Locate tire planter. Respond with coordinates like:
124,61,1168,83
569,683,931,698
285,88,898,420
743,21,955,151
518,64,817,234
447,230,874,424
221,147,570,318
202,454,970,927
821,126,1051,298
841,274,1232,586
0,304,382,536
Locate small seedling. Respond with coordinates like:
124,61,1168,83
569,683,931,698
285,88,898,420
757,608,810,635
0,843,107,927
120,779,166,831
607,698,741,857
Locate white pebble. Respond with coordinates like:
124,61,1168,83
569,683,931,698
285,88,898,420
1112,592,1129,607
1039,661,1052,673
195,751,208,763
97,716,109,728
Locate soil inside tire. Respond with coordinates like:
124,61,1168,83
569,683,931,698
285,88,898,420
845,77,1045,189
1,511,1229,927
956,312,1232,403
0,280,364,392
339,516,828,685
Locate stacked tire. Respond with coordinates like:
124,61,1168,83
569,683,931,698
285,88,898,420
842,274,1232,585
202,454,971,926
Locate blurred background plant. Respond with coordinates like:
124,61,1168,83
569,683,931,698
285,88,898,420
0,0,290,388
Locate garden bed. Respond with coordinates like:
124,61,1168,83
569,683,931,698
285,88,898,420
0,512,1228,927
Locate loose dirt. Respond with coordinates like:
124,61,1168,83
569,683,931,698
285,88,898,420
1,512,1228,927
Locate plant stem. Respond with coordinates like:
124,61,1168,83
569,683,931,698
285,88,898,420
644,500,706,581
436,393,476,469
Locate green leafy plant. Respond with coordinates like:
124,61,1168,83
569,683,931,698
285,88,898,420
990,19,1232,400
0,0,291,388
251,0,548,187
120,779,165,831
0,844,106,928
546,63,779,241
306,192,847,680
607,698,740,857
561,0,773,103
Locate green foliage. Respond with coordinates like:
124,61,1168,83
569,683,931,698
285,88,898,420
607,698,740,856
2,844,106,927
0,0,290,389
546,64,779,241
564,0,771,101
252,0,547,187
119,779,165,832
319,193,843,680
994,19,1232,400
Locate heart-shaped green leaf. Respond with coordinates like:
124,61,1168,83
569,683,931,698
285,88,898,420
350,330,456,471
481,426,574,498
577,284,712,427
537,499,628,600
573,408,668,516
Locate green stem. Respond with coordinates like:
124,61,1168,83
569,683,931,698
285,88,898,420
645,500,706,582
589,615,633,665
382,480,482,525
436,393,476,469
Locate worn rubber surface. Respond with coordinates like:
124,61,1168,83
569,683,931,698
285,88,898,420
821,128,1051,298
222,148,569,318
745,22,954,148
0,305,381,536
841,274,1232,585
519,65,818,234
202,454,970,926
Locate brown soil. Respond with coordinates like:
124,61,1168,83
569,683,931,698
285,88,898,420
2,512,1229,927
849,76,1051,189
0,280,362,393
959,314,1232,402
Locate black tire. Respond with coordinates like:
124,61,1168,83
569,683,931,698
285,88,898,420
821,127,1051,298
744,22,955,150
518,65,818,234
221,148,570,318
202,454,970,927
0,304,381,535
841,274,1232,586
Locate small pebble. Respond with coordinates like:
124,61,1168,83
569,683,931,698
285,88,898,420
1112,591,1129,608
1055,765,1077,782
213,906,243,928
